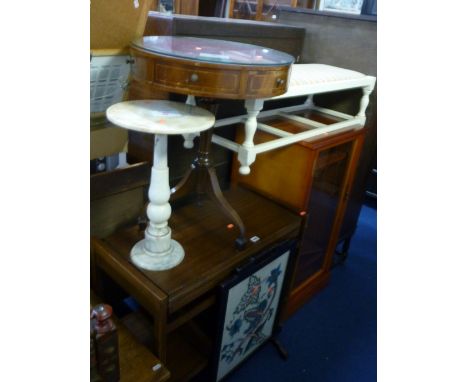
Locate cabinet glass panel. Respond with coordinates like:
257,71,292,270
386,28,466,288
131,36,293,66
230,1,286,21
293,141,354,287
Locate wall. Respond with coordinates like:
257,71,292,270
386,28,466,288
279,9,376,75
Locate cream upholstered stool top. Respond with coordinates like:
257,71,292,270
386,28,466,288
106,100,215,271
273,64,371,100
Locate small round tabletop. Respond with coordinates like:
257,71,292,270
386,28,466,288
106,100,215,135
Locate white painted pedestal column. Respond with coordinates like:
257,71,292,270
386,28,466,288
131,134,184,271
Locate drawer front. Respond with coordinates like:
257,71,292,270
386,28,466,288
131,55,152,82
245,69,289,98
130,48,291,99
153,63,241,96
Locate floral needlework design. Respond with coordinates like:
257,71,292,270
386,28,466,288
220,264,283,364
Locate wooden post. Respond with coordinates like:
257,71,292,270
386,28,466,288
256,0,264,20
228,0,236,18
174,0,199,15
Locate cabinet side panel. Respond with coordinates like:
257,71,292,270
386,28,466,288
233,127,313,212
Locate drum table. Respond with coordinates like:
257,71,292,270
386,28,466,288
129,36,294,248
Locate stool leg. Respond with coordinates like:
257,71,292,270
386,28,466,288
130,134,185,271
357,85,374,119
182,95,198,149
238,98,264,175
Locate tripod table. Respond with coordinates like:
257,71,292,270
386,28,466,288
129,36,295,248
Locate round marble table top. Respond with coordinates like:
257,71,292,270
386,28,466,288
106,100,215,135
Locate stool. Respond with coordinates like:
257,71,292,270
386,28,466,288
106,100,215,271
211,64,376,175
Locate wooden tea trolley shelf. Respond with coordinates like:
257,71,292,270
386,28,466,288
91,187,301,382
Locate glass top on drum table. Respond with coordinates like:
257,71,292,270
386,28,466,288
131,36,294,66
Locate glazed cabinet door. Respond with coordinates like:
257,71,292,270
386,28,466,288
292,140,354,288
229,0,289,21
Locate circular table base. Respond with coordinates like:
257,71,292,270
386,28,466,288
130,239,185,271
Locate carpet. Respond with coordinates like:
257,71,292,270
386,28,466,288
224,205,377,382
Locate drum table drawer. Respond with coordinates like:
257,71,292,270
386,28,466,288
153,63,241,97
130,49,290,99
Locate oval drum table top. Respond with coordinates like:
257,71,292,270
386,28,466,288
131,36,294,67
130,36,295,100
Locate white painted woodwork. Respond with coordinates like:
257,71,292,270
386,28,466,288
256,123,292,138
213,103,310,129
106,100,215,270
212,135,240,152
304,94,314,107
357,85,374,118
253,119,361,154
182,95,198,149
277,112,326,129
312,106,354,120
211,64,376,175
240,99,265,174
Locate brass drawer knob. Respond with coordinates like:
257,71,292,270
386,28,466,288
276,78,285,87
190,73,199,82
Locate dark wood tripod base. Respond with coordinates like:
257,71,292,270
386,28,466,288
171,127,247,250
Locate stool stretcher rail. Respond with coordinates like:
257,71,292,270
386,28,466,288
202,64,376,175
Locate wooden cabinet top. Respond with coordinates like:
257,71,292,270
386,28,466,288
93,187,301,314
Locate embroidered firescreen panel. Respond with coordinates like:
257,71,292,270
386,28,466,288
217,250,290,381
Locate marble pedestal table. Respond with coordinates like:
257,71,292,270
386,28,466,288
106,100,215,271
